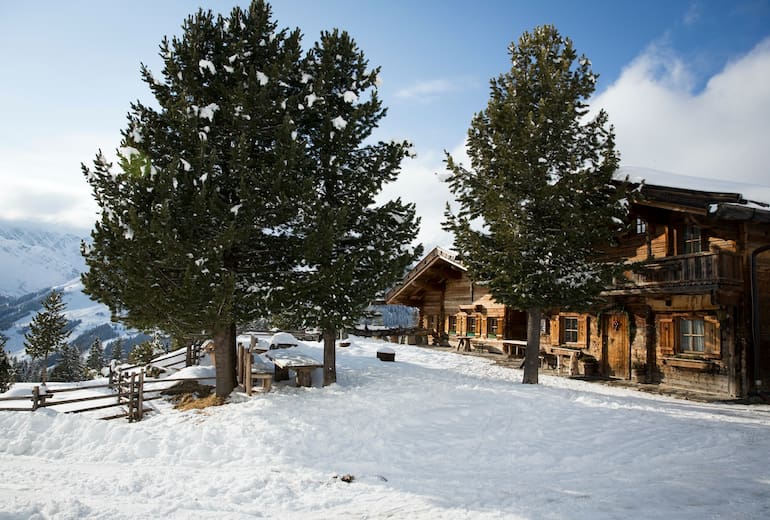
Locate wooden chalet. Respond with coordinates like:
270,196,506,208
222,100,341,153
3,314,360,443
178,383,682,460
386,172,770,398
385,247,528,349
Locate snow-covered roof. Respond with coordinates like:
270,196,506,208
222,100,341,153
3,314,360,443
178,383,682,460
385,247,466,305
616,166,770,208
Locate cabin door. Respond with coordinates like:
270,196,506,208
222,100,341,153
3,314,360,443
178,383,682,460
602,313,630,379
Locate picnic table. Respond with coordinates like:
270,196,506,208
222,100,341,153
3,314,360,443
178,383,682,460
455,336,473,352
547,346,582,375
502,340,527,358
266,350,323,387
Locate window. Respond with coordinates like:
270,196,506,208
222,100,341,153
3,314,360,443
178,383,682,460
487,317,498,338
680,318,705,352
563,317,578,343
683,225,702,254
448,316,457,334
635,217,647,235
466,316,476,336
659,315,720,358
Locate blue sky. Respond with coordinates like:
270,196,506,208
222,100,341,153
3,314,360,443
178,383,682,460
1,0,769,249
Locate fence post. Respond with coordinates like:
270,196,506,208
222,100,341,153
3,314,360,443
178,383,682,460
31,385,40,411
137,372,144,422
127,374,133,422
116,371,123,406
245,350,253,396
236,344,243,386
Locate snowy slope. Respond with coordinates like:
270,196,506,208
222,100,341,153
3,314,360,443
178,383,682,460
1,278,121,358
0,220,132,357
0,220,87,298
1,337,768,519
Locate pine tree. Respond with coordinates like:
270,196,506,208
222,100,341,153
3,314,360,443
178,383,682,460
444,25,626,384
110,338,124,362
0,334,14,393
23,290,71,384
287,30,421,385
128,341,157,365
82,1,309,397
50,343,85,382
86,338,103,371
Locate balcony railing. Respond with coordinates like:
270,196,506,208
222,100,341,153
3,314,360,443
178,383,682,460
613,251,743,292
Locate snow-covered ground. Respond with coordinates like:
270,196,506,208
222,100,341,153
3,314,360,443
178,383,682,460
2,336,769,519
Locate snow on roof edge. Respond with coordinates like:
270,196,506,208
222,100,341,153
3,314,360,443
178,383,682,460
615,166,770,207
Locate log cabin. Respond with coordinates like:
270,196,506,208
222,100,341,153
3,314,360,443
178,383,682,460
386,169,770,398
384,246,528,352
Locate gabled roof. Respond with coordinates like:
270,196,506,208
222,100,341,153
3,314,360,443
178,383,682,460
616,166,770,207
385,247,465,306
615,166,770,221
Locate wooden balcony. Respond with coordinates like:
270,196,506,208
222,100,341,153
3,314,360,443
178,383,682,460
606,251,743,295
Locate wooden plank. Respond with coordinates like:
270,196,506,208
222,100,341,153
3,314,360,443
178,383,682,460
245,350,253,396
137,372,144,421
47,383,115,394
266,351,322,369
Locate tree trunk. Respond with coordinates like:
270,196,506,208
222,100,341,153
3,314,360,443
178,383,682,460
41,355,48,385
213,322,237,398
522,308,541,384
322,328,337,386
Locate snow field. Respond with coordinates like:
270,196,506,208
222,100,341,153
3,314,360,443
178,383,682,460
1,336,769,519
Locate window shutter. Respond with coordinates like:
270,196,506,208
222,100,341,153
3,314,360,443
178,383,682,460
704,316,720,357
551,317,560,345
578,317,587,345
658,317,675,356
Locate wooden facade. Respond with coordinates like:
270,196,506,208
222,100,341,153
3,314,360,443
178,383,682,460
386,181,770,398
385,247,527,349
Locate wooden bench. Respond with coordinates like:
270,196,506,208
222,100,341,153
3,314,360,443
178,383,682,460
242,353,273,395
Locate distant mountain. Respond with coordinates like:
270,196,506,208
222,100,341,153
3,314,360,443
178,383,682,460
0,220,142,359
0,220,87,298
0,278,131,358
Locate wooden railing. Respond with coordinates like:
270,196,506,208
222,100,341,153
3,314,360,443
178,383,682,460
0,343,209,421
618,251,742,290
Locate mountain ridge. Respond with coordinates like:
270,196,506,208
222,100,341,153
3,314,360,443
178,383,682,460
0,220,89,298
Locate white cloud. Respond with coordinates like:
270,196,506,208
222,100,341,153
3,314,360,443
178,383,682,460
592,38,770,186
0,133,111,230
395,77,479,103
403,40,770,251
376,145,464,251
683,1,701,26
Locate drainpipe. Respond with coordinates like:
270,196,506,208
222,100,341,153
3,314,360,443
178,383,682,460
750,245,770,392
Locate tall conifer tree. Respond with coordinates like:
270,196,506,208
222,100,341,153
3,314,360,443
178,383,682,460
0,334,13,393
444,25,626,384
86,338,103,371
23,290,71,384
50,343,85,382
110,338,124,362
82,1,307,397
289,30,421,385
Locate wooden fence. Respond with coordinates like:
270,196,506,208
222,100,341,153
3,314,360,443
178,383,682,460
0,343,208,422
0,372,216,421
